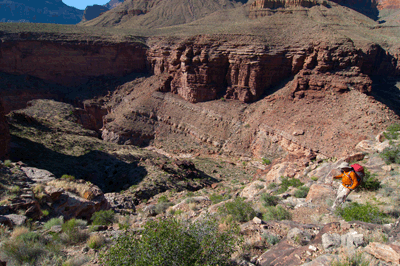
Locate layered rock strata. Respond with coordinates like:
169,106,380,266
0,40,147,87
148,37,398,103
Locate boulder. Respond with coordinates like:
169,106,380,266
341,231,364,248
104,193,136,213
44,186,64,201
364,242,400,264
321,233,341,251
4,214,27,227
300,254,339,266
21,167,56,183
305,184,335,202
265,163,289,184
287,227,312,245
51,191,108,220
240,181,266,199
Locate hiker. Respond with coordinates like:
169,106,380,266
331,162,360,210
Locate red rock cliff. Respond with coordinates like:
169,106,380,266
0,40,147,86
148,37,399,103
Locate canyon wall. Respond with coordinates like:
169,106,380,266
0,40,148,87
148,37,399,103
0,100,10,160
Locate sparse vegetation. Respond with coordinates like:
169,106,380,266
60,174,75,181
294,186,310,198
275,177,303,194
87,234,105,250
100,216,241,266
331,251,369,266
335,202,389,224
61,219,89,244
209,193,230,204
44,217,64,230
261,193,279,207
262,233,280,246
262,158,271,165
380,145,400,165
383,123,400,140
359,169,381,191
219,197,256,223
91,210,115,226
262,206,292,221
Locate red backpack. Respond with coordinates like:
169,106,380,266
351,163,364,184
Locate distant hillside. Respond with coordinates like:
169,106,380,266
0,0,83,24
81,0,248,28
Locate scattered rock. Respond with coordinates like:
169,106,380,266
300,254,339,266
322,233,341,251
4,214,27,227
364,242,400,264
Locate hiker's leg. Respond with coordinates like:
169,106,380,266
332,186,351,210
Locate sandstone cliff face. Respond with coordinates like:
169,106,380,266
148,37,398,103
0,40,147,87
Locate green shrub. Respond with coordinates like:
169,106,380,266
91,210,115,226
154,202,173,215
331,251,369,266
44,217,64,230
1,239,46,265
4,159,12,167
100,216,241,266
262,158,271,165
158,195,169,203
294,186,310,198
267,183,277,189
359,169,381,191
335,202,389,224
219,197,256,223
262,233,280,246
263,206,292,221
209,193,230,204
61,218,88,244
380,145,400,165
10,185,21,194
261,194,279,207
87,234,105,249
60,174,75,181
311,176,318,181
275,177,303,194
383,123,400,140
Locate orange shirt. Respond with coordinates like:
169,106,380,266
334,170,359,190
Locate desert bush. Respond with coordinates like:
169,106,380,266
262,158,271,165
61,219,88,244
10,185,21,194
267,183,277,189
44,217,64,230
262,206,292,221
261,194,279,207
4,160,12,167
359,169,380,191
275,177,303,194
262,233,280,246
383,123,400,140
154,202,173,215
11,226,30,239
219,197,256,223
100,216,241,266
331,251,369,266
61,174,75,181
335,202,389,224
158,195,169,203
1,238,46,265
87,234,105,249
380,145,400,164
91,210,115,226
294,186,310,198
62,256,89,266
209,193,230,204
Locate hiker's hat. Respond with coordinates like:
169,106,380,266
338,162,351,170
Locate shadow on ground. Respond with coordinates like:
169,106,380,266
10,135,147,193
370,77,400,117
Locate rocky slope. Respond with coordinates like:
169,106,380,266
0,0,83,24
1,98,400,266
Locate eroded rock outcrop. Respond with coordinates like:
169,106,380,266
148,37,397,103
